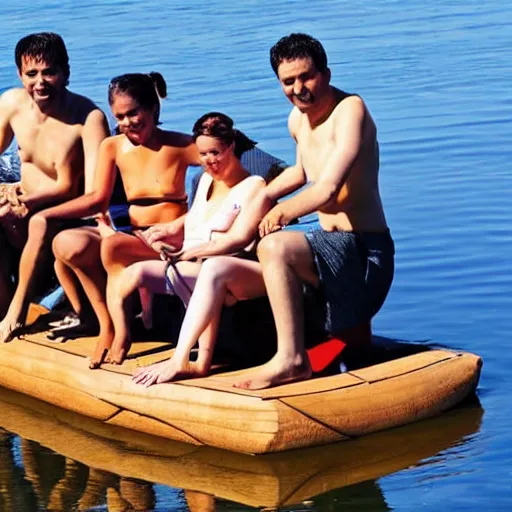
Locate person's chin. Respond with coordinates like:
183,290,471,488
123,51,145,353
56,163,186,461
33,93,52,105
294,101,314,113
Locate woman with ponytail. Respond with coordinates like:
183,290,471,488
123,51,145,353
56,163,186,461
37,72,199,368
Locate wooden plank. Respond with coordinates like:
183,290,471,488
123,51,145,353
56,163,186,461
177,370,365,398
349,349,458,383
22,330,171,361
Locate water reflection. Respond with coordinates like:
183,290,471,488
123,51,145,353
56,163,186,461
0,388,482,511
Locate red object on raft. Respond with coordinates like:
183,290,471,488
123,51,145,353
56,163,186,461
307,322,372,373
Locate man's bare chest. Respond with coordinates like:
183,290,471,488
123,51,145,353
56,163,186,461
14,115,81,172
298,127,336,180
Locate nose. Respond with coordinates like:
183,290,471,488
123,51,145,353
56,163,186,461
119,116,130,128
293,79,304,96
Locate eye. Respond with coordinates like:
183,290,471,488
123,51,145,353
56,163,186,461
283,79,294,86
26,71,37,77
43,68,58,76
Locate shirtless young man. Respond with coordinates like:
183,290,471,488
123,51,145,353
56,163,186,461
0,32,109,336
234,33,395,389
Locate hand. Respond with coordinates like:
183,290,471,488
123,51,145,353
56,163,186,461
0,198,28,220
258,206,287,238
94,213,116,238
17,191,35,210
144,223,183,248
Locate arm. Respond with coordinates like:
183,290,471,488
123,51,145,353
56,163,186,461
260,96,366,235
180,180,270,261
184,136,200,167
36,137,117,220
264,109,307,201
82,109,110,194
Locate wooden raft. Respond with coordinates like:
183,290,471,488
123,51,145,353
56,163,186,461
0,306,482,454
0,386,483,508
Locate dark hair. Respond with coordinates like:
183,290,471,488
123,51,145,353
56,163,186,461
192,112,256,158
108,72,167,124
270,33,328,76
15,32,70,84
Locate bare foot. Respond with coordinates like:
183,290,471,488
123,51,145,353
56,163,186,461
132,358,207,387
89,333,114,369
0,316,23,343
233,354,312,390
137,287,153,330
105,336,132,365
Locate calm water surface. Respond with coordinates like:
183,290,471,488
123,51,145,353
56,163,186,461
0,0,511,510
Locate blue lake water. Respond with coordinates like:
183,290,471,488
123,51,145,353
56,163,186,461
1,0,511,510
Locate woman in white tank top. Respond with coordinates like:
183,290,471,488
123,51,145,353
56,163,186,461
104,112,270,365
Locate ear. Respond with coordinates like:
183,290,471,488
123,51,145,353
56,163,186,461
325,67,332,83
17,68,22,80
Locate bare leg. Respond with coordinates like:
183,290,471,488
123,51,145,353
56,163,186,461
137,287,153,330
105,260,168,364
0,215,56,342
133,256,266,386
53,258,97,327
52,227,114,366
234,232,320,390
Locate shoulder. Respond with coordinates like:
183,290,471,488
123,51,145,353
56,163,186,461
287,107,303,141
99,135,119,155
334,93,366,121
236,174,266,194
0,87,28,113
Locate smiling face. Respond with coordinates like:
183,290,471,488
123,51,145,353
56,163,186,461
277,57,331,112
18,55,67,107
111,92,156,144
196,134,234,180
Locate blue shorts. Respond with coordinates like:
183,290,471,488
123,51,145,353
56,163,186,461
304,229,395,338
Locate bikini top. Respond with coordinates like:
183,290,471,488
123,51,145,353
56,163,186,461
183,173,264,251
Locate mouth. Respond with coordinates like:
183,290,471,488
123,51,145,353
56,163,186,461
33,89,51,100
293,90,314,104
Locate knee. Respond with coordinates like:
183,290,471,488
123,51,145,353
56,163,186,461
52,231,94,267
119,263,146,296
257,233,289,263
100,233,124,271
200,256,235,283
